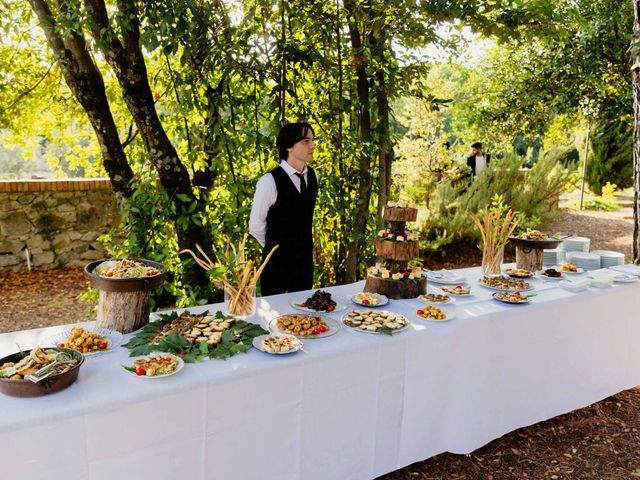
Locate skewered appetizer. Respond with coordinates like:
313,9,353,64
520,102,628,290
441,285,471,295
152,313,233,347
58,327,108,353
505,268,533,278
416,306,448,320
494,292,529,303
276,314,329,336
299,290,337,312
480,276,532,291
420,293,452,304
343,310,409,334
129,354,179,376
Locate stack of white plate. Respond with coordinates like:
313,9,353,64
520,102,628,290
565,252,601,271
591,250,625,268
562,236,590,253
543,249,564,266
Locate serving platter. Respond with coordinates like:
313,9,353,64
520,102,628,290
268,315,341,339
418,293,456,305
350,293,389,307
124,352,184,379
415,307,456,322
491,292,532,305
478,277,533,292
252,334,304,354
342,310,411,335
47,327,123,357
288,298,348,313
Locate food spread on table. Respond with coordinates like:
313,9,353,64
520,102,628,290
298,290,337,312
505,268,533,278
94,258,161,278
416,306,448,320
276,314,329,336
58,327,108,353
0,348,78,381
494,292,530,304
480,276,532,291
541,268,563,278
441,285,471,295
560,263,578,272
126,354,179,377
123,310,267,362
261,336,302,353
419,293,452,304
352,292,382,306
343,310,409,334
517,229,549,241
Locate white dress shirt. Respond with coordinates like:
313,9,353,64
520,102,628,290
475,155,486,174
249,160,316,247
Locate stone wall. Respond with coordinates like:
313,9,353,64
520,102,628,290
0,179,119,269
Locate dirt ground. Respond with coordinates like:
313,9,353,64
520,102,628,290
0,207,638,479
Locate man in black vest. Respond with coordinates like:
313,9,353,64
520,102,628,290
249,122,318,296
466,142,491,177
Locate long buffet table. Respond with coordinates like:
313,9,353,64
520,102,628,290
2,266,640,480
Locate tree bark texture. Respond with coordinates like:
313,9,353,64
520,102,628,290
97,290,151,333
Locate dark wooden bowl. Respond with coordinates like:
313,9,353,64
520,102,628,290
0,348,84,398
508,237,563,250
84,258,165,293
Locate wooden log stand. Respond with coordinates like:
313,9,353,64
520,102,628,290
84,259,165,333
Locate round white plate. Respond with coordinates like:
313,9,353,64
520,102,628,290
503,269,534,279
252,334,303,354
351,293,389,307
415,308,455,322
47,327,123,357
492,292,531,305
288,297,348,313
440,286,473,296
124,352,184,379
418,294,456,305
558,266,585,275
424,270,467,285
611,273,638,283
478,279,533,292
342,311,412,334
268,315,340,339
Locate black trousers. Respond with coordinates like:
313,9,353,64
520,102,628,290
260,247,313,297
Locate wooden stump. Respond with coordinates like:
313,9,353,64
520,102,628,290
383,207,417,222
364,275,427,299
515,246,545,272
96,290,152,333
376,240,419,261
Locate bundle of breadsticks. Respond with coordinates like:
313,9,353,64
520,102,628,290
470,204,518,276
181,235,278,316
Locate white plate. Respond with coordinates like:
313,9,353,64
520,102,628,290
558,266,585,275
503,269,534,279
415,308,455,322
351,293,389,307
124,352,184,379
47,326,123,357
288,297,348,313
536,272,565,281
478,279,533,292
342,311,412,334
440,286,473,296
492,292,531,305
418,294,456,305
424,270,467,285
610,273,638,283
268,315,341,339
252,334,303,354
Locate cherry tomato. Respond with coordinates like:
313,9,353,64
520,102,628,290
179,351,186,356
403,271,409,277
362,299,369,305
417,309,424,316
327,305,335,312
300,303,307,308
98,342,108,350
319,325,328,333
514,291,521,296
58,343,65,348
313,328,321,335
135,368,146,376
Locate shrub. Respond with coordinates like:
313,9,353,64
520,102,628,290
586,116,633,194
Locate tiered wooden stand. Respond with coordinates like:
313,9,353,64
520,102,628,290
364,207,426,299
84,259,165,333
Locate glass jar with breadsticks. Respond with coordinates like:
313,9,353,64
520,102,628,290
181,235,278,318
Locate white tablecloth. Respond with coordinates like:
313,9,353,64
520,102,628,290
2,267,639,480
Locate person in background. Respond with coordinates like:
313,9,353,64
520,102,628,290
466,142,491,177
249,122,318,296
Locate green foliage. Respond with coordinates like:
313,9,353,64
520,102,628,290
586,117,633,194
417,154,571,250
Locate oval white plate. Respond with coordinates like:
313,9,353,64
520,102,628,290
47,327,123,357
418,294,456,305
350,293,389,307
478,279,533,292
125,352,184,379
504,269,534,279
342,311,411,334
492,292,531,305
415,309,456,322
288,297,348,313
268,315,340,339
537,271,566,281
424,270,467,285
440,286,473,296
252,334,303,354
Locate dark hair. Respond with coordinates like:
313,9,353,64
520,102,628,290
276,122,314,160
471,142,483,149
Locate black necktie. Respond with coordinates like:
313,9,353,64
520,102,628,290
295,172,307,195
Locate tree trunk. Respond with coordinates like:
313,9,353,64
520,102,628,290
633,0,640,264
28,0,134,200
344,0,373,283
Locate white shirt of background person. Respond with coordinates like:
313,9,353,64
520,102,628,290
475,155,486,174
